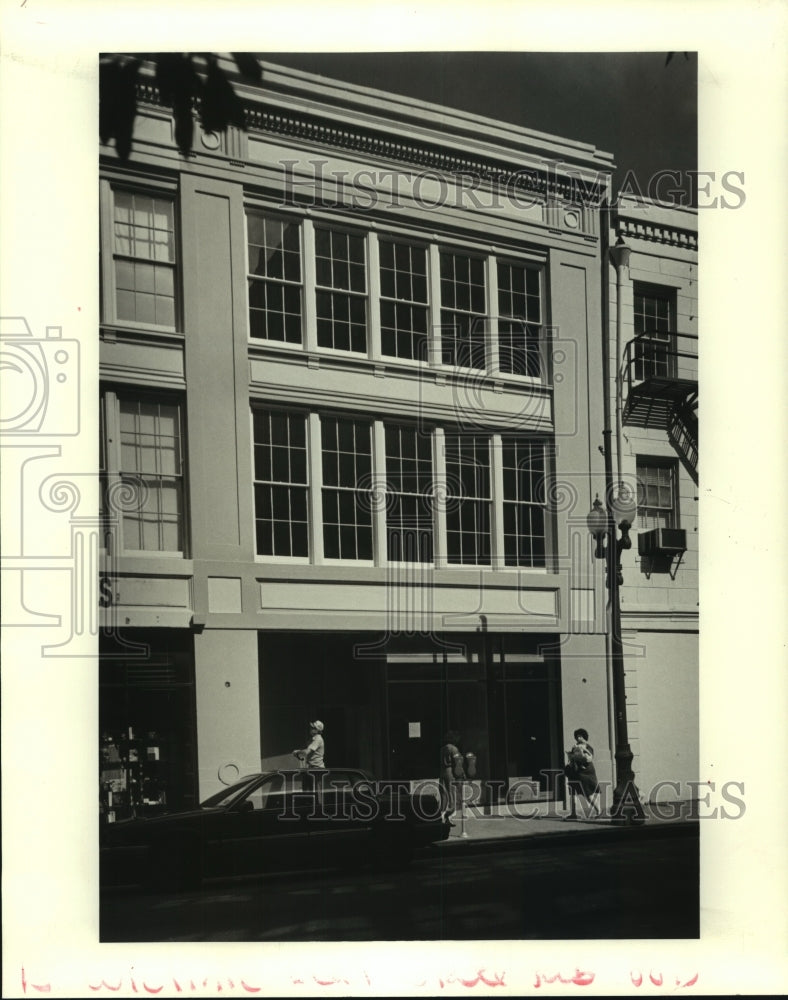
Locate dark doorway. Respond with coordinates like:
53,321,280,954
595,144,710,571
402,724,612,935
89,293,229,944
99,629,198,823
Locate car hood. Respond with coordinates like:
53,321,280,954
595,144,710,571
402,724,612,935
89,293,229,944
103,806,219,841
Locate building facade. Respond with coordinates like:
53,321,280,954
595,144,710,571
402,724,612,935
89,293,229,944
98,58,697,820
607,197,699,798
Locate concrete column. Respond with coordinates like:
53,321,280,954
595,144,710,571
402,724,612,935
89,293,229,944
194,629,260,799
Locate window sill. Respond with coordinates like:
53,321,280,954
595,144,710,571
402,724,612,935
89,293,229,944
247,340,551,389
101,323,185,343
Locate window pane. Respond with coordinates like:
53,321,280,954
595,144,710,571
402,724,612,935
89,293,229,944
246,214,303,342
116,398,185,552
320,417,373,560
502,439,547,566
253,411,310,557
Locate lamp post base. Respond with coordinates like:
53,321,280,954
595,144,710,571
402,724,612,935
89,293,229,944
611,747,647,825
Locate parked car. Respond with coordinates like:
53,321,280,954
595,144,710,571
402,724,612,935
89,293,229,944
100,768,449,889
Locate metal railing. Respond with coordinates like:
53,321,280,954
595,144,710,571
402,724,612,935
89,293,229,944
621,331,698,393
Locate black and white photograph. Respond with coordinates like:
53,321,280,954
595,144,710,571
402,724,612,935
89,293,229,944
95,50,702,944
1,3,787,997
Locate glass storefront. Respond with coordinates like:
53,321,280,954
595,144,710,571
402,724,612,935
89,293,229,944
258,630,563,799
99,629,197,824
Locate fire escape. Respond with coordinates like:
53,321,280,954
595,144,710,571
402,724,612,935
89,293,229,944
621,331,698,480
621,331,698,571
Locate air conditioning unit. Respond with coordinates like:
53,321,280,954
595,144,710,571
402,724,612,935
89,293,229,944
638,527,687,557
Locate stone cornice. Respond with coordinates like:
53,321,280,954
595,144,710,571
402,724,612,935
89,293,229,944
135,81,607,208
616,216,698,251
243,105,603,206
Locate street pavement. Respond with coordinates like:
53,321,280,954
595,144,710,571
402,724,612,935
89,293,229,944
437,796,698,851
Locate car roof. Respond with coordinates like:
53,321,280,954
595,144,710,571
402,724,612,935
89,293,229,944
238,768,373,781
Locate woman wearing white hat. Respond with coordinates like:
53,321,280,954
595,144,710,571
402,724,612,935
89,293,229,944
293,720,325,768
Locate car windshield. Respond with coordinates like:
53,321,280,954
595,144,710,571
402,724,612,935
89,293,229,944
200,775,261,809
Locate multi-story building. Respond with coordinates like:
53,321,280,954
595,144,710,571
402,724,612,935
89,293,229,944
98,57,698,819
607,197,699,797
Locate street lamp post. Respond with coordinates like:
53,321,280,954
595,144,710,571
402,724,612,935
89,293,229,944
592,220,645,824
587,490,646,824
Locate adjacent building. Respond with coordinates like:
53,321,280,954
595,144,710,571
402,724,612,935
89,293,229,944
98,57,698,820
607,196,699,797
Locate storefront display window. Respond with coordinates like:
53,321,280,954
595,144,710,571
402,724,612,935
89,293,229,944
99,630,197,825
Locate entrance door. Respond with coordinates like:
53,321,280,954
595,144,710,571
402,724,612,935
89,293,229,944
387,681,443,780
501,660,562,795
386,674,489,781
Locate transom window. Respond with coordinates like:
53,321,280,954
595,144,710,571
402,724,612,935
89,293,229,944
253,411,309,557
117,397,185,552
379,239,429,361
502,440,546,567
498,262,541,377
385,425,434,563
112,190,177,329
444,435,491,565
315,227,367,353
440,251,487,369
321,416,373,561
247,214,302,343
636,457,678,531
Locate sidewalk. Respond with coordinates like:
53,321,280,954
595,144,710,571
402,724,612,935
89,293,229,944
435,798,699,851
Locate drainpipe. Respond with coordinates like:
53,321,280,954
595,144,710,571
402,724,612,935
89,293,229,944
609,236,632,491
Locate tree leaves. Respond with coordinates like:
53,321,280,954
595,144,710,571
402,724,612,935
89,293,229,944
100,53,261,160
201,54,247,135
99,56,141,161
155,54,201,156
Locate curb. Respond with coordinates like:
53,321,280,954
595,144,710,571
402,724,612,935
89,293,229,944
429,819,700,856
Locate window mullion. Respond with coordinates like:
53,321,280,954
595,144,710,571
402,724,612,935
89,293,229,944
372,420,388,567
486,255,499,374
308,412,324,564
302,219,318,353
491,433,505,568
367,231,381,361
433,426,447,568
428,244,442,368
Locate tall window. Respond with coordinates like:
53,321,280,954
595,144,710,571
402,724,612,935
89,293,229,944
118,398,185,552
444,435,491,565
112,190,177,329
247,214,302,343
321,416,373,560
379,240,429,361
385,425,433,563
253,410,309,557
502,440,546,567
633,283,675,380
440,251,486,369
315,227,367,352
636,457,678,531
498,262,541,377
